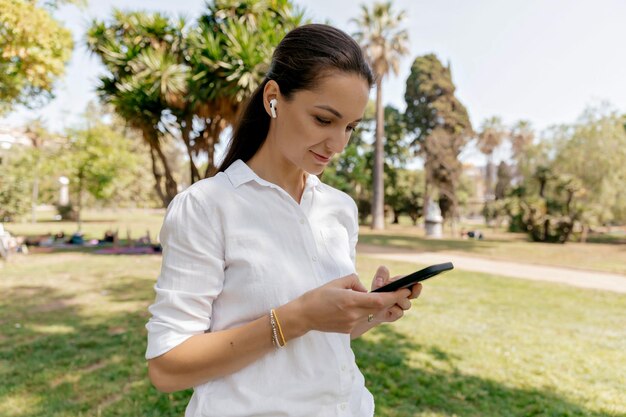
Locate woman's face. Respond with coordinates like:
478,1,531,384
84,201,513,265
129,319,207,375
267,71,370,175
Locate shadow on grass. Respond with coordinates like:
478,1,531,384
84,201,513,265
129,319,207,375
0,277,191,417
353,325,612,417
1,270,616,417
359,233,504,254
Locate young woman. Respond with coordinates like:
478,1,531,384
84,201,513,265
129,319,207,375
145,23,422,417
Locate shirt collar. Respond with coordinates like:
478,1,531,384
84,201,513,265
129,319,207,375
225,159,322,191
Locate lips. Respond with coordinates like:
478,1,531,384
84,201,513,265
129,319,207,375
311,151,331,162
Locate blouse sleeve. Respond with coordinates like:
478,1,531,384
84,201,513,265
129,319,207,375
145,190,225,360
348,199,359,269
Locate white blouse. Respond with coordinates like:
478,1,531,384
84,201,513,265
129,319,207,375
145,159,374,417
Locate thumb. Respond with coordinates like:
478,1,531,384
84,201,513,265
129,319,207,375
371,265,390,291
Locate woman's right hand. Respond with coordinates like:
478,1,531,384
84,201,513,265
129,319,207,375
293,274,411,334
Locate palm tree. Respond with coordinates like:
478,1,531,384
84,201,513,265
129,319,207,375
477,116,507,200
88,2,303,191
352,1,409,230
86,11,184,206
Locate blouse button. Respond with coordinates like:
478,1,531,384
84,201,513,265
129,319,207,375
312,256,318,262
299,218,305,225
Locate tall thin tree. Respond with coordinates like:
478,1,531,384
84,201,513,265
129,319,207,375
477,116,507,200
352,1,409,230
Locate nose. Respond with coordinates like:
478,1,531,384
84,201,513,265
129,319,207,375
325,127,349,154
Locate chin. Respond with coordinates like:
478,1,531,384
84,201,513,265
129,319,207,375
307,164,326,176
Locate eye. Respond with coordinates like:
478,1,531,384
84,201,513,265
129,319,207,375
346,124,358,133
315,116,331,125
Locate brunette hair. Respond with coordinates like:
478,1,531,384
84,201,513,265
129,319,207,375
217,23,374,173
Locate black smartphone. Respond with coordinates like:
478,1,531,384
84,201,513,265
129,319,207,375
371,262,454,293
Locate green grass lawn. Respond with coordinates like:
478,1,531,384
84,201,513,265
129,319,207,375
1,252,624,416
5,209,625,275
358,227,626,275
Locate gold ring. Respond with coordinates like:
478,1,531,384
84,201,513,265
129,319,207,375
367,314,374,322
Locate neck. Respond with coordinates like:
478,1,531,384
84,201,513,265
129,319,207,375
247,144,308,203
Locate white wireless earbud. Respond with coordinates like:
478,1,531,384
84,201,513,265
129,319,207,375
269,99,277,119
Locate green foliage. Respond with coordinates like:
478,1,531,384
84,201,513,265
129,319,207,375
87,0,304,195
324,104,423,224
503,105,626,242
404,54,473,221
351,1,409,80
503,169,584,243
190,0,304,107
0,150,31,221
386,169,424,225
60,115,138,226
0,0,73,114
550,105,626,226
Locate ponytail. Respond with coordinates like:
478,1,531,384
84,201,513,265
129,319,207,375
217,79,270,173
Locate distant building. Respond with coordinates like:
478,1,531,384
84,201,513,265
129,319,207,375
0,126,32,166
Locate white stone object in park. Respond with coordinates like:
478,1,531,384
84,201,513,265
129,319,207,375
424,199,443,238
58,176,69,206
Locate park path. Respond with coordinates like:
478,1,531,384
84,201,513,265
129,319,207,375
357,243,626,294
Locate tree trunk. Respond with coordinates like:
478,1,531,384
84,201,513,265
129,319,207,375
203,118,222,178
580,224,589,243
149,146,166,205
371,78,385,230
180,114,201,184
77,173,83,233
144,131,178,207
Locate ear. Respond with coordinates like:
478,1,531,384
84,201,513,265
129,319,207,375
263,80,281,118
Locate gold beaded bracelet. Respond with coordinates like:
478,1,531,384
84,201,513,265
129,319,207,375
270,309,287,348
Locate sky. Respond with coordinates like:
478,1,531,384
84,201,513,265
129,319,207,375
2,0,626,164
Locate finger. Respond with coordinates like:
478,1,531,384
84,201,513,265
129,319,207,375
409,283,423,299
355,291,399,310
396,298,412,310
393,288,412,301
371,265,390,291
385,305,404,322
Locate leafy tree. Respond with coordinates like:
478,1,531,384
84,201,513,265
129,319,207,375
324,104,417,225
0,149,32,221
86,11,185,206
352,1,409,230
0,0,75,114
494,161,513,200
404,54,473,232
387,168,424,225
501,104,626,242
61,118,136,231
550,105,626,239
87,1,303,206
505,168,583,243
482,161,513,227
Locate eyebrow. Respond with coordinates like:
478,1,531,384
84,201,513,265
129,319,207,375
314,105,362,123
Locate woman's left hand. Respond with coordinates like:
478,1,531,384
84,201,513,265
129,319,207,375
369,265,422,324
